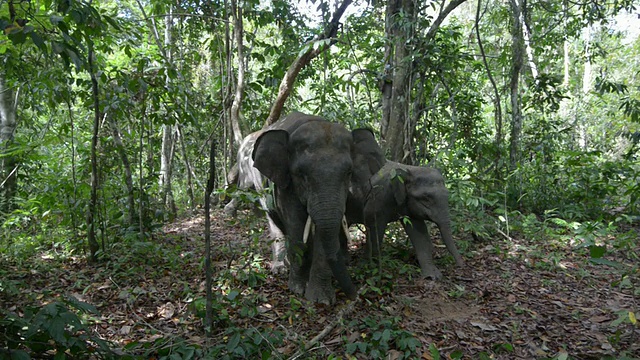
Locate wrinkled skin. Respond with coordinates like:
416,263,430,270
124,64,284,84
363,162,465,279
253,112,373,304
223,130,287,273
347,134,464,280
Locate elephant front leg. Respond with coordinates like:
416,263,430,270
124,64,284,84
403,219,442,280
286,223,311,295
305,233,337,305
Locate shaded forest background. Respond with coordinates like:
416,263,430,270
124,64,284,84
1,0,639,358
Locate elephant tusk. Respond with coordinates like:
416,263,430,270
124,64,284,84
303,215,314,244
342,215,350,243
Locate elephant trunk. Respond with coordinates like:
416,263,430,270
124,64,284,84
309,198,356,300
437,219,464,267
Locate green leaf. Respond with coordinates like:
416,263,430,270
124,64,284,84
589,245,606,258
103,15,121,30
47,316,66,343
227,289,240,301
7,29,27,45
29,32,47,54
9,350,30,360
65,296,99,314
589,258,621,267
428,343,441,360
227,332,241,350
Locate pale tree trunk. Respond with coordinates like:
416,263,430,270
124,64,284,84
176,125,195,209
563,0,570,89
159,7,176,218
520,5,538,81
579,25,593,149
135,0,178,218
230,0,245,145
0,72,17,213
223,0,233,176
264,0,352,126
508,0,524,170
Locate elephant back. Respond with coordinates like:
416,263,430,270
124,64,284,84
268,111,327,134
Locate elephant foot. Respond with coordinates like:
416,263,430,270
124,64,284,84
223,202,237,217
270,260,288,275
305,283,336,305
421,265,443,281
288,275,307,296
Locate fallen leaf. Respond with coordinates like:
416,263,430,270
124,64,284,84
470,320,498,331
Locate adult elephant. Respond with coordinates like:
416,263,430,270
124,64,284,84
347,135,465,280
253,111,379,304
224,130,287,274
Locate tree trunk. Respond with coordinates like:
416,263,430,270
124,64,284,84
382,0,468,163
230,0,245,145
108,115,136,225
520,3,538,81
475,0,503,174
159,7,176,218
177,125,195,209
264,0,352,126
0,71,17,213
204,137,216,335
382,0,414,163
508,0,524,170
87,41,101,261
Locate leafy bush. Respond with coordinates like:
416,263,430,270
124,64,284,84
0,297,115,359
344,315,421,359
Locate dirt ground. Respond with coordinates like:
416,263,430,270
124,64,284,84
2,209,639,359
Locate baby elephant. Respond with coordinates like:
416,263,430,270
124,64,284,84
362,162,465,280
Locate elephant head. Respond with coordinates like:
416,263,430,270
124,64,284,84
391,165,465,268
252,112,359,303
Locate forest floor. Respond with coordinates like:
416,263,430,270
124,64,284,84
2,208,639,359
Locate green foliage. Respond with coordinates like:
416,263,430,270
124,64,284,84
0,297,115,359
344,315,421,359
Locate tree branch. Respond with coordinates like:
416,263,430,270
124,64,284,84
425,0,469,42
264,0,352,126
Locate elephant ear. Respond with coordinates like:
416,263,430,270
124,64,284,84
352,128,385,175
391,167,411,206
252,130,291,188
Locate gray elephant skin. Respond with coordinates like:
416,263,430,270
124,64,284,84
252,111,378,304
224,130,287,273
365,162,465,279
347,135,464,280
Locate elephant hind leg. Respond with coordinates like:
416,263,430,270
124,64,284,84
267,214,288,274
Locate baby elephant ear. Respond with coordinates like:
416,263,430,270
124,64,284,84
253,130,291,188
391,168,410,205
